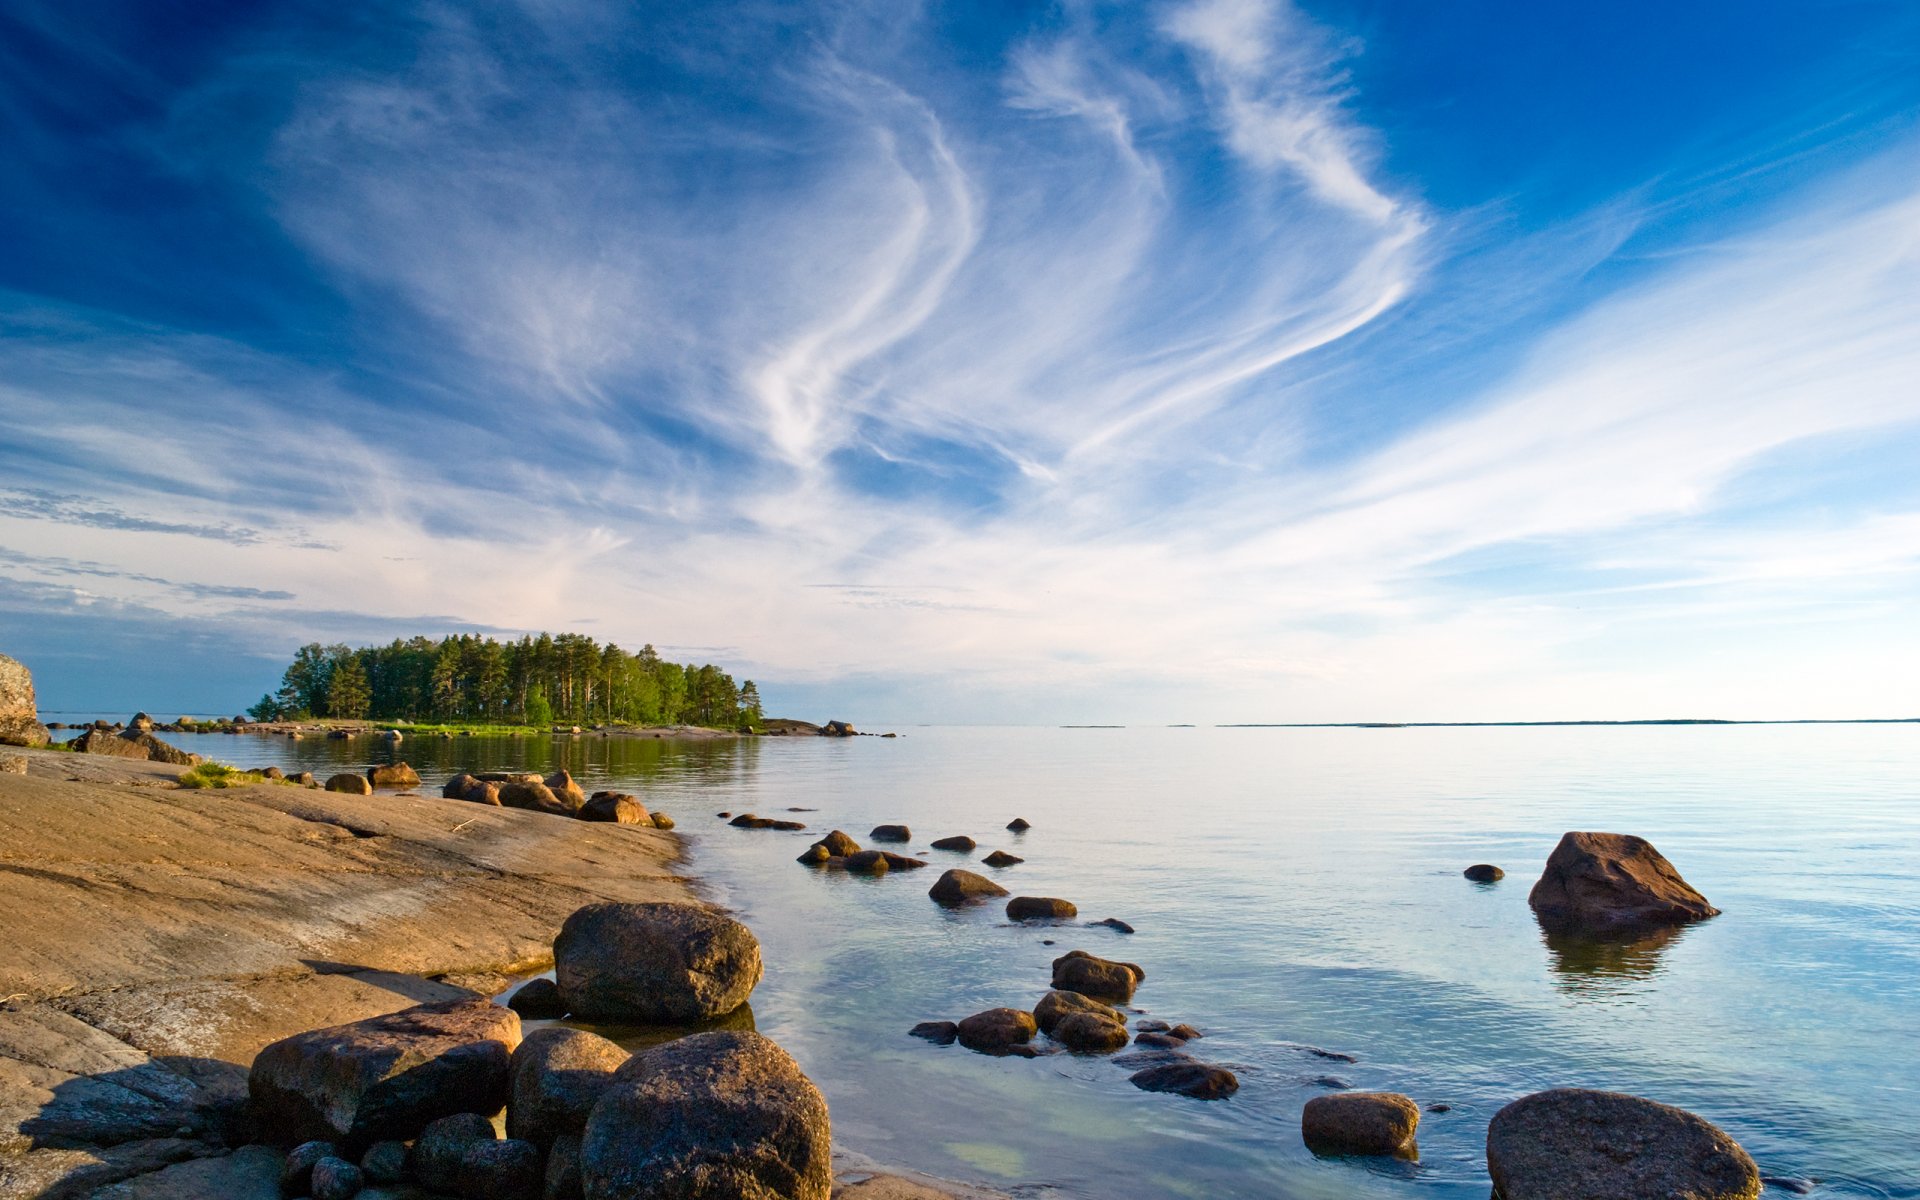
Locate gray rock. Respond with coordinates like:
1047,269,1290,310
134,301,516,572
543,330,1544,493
508,1027,629,1151
1301,1092,1420,1156
508,977,566,1020
544,1133,584,1200
581,1030,830,1200
282,1140,339,1197
1486,1088,1760,1200
310,1156,364,1200
408,1111,496,1193
1529,832,1719,933
455,1138,542,1200
554,902,762,1023
248,997,520,1150
358,1140,407,1184
928,869,1008,906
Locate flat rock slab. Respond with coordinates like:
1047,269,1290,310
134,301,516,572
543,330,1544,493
249,997,521,1149
1487,1088,1760,1200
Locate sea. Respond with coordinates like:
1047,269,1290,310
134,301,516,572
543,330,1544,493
145,722,1920,1199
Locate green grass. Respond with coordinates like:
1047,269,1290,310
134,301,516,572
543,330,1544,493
177,761,280,789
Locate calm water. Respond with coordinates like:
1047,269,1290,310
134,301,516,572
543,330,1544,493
167,724,1920,1199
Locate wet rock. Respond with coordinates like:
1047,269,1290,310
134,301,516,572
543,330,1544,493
1007,896,1077,921
545,770,588,809
842,849,891,875
650,812,675,830
928,868,1009,905
870,824,912,842
1111,1047,1191,1070
817,830,862,857
509,1027,630,1151
1464,863,1505,882
824,720,857,736
1051,950,1143,1000
879,852,928,869
1134,1019,1171,1034
310,1156,363,1200
554,901,762,1023
359,1140,407,1184
1303,1046,1356,1062
981,850,1023,867
249,997,520,1150
581,1030,831,1200
409,1111,496,1192
955,1008,1037,1055
501,780,574,816
930,835,977,852
1006,818,1031,832
909,1021,958,1045
580,792,650,824
1302,1092,1420,1157
1760,1177,1815,1195
508,977,566,1019
1529,832,1719,933
1486,1088,1760,1200
321,772,371,796
796,844,831,865
283,1140,339,1196
1033,989,1122,1036
1130,1061,1238,1099
1168,1024,1202,1040
1426,1103,1452,1114
1089,917,1134,933
1051,1011,1129,1053
1133,1032,1188,1049
0,652,51,747
1313,1075,1353,1089
545,1133,584,1200
366,763,420,788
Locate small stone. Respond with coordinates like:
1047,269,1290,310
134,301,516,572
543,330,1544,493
816,830,861,857
1464,863,1505,882
409,1112,496,1192
1169,1023,1202,1040
1426,1103,1451,1114
909,1021,958,1045
1007,896,1077,921
1302,1092,1420,1157
1006,818,1031,831
1134,1019,1171,1034
282,1140,339,1197
797,844,831,864
650,811,675,829
1133,1032,1188,1049
1130,1061,1238,1099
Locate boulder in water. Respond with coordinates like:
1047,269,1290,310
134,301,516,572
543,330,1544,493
554,901,762,1023
1130,1061,1238,1099
1528,832,1719,933
1050,1010,1129,1053
1464,864,1505,882
580,792,650,824
930,835,976,852
366,762,420,788
1007,896,1077,921
981,850,1023,867
1486,1088,1760,1200
1006,817,1031,832
1051,950,1142,1000
955,1008,1037,1055
500,779,574,815
928,868,1008,906
1033,989,1122,1035
909,1021,958,1045
870,824,912,842
325,773,373,796
1301,1092,1420,1157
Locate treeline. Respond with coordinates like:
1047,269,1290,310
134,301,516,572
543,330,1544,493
246,633,763,729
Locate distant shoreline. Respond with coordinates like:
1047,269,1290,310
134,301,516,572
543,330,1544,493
1211,718,1920,728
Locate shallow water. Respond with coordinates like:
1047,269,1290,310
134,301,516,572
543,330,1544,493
168,723,1920,1199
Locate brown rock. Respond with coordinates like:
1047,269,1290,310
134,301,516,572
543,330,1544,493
1464,863,1504,882
0,652,51,748
1050,1010,1129,1053
1050,950,1142,1000
545,770,588,809
1007,896,1077,921
325,773,373,796
842,849,890,875
929,835,976,852
816,830,861,857
507,977,565,1019
553,901,762,1023
501,780,573,815
1006,818,1030,832
797,844,831,865
366,763,420,788
248,997,521,1150
870,824,912,842
581,1030,831,1200
878,852,928,870
507,1027,629,1151
955,1008,1036,1054
650,811,675,830
1130,1061,1238,1099
1302,1092,1420,1156
1529,832,1719,933
1033,989,1122,1035
981,850,1023,867
580,792,650,824
1486,1088,1760,1200
928,869,1009,906
908,1021,958,1045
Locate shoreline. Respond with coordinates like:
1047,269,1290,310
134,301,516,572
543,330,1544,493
0,748,994,1199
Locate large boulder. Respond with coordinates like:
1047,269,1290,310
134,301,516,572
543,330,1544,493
1301,1092,1420,1156
508,1027,629,1151
501,779,576,815
1529,832,1719,933
546,770,588,809
1051,950,1142,1001
580,1030,831,1200
248,997,521,1150
0,653,50,747
554,902,762,1023
1486,1088,1760,1200
812,830,861,857
367,762,420,788
928,869,1009,906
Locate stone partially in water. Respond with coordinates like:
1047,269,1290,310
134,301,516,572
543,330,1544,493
816,830,861,857
580,792,650,824
500,779,573,816
955,1008,1037,1054
1051,950,1143,1001
1050,1011,1129,1053
981,850,1023,867
928,869,1009,906
1033,989,1122,1036
870,824,912,842
366,763,419,788
841,849,890,874
1006,818,1031,832
1129,1061,1238,1100
1528,832,1719,933
1007,896,1077,921
554,902,763,1024
324,773,373,796
930,835,977,852
581,1030,831,1200
1464,863,1504,882
1486,1088,1760,1200
1301,1092,1420,1157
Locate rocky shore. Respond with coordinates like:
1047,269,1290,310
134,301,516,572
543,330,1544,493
0,748,995,1200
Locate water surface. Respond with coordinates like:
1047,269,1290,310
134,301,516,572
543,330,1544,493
173,724,1920,1199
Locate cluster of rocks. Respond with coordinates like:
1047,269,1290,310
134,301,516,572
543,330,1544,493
250,901,825,1200
442,770,676,829
59,712,206,765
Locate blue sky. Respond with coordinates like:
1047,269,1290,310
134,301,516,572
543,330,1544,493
2,0,1918,722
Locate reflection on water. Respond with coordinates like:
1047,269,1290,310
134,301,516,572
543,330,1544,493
1541,924,1688,995
172,724,1920,1200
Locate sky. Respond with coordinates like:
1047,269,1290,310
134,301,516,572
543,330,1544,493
2,0,1919,724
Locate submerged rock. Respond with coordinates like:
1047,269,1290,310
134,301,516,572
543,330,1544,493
554,901,762,1023
1301,1092,1420,1157
878,852,928,869
928,868,1009,905
1529,832,1719,932
250,997,520,1150
909,1021,959,1045
1051,950,1143,1001
1089,917,1134,933
1130,1061,1238,1100
1007,896,1077,921
1486,1088,1760,1200
581,1030,831,1200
